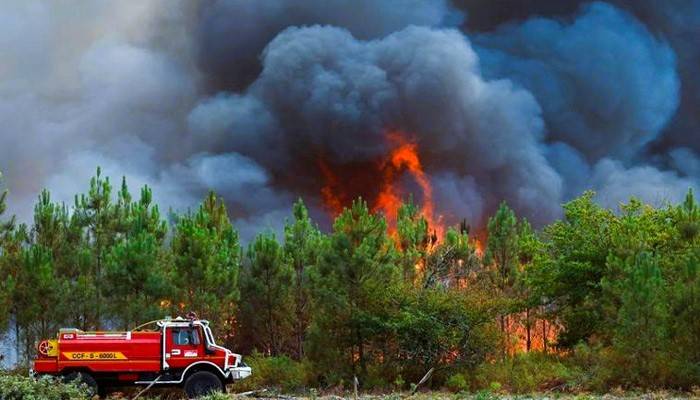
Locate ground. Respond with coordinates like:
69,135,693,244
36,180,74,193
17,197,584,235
104,391,700,400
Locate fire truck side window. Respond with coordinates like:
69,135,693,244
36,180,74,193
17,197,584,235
172,328,200,346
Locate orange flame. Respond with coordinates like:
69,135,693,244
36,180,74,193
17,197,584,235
317,131,444,240
374,131,443,239
318,157,344,215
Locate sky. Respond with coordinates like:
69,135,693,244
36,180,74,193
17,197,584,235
0,0,698,240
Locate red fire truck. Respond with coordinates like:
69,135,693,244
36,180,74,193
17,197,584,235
31,316,251,398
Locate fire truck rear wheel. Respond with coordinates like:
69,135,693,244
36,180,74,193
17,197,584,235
183,370,224,398
63,371,99,398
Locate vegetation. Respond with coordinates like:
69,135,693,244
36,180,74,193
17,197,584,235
0,169,699,393
0,373,90,399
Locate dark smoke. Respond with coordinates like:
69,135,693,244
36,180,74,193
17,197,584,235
0,0,697,241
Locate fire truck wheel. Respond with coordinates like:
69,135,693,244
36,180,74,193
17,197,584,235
63,371,99,397
183,371,224,398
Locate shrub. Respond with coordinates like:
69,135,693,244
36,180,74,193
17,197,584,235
0,374,89,399
445,373,468,393
471,352,581,393
233,354,314,393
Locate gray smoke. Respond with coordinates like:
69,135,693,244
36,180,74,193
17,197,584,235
0,0,697,240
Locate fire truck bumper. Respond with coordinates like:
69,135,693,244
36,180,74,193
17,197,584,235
228,364,252,380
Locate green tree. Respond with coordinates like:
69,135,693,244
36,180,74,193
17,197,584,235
283,198,323,359
308,199,399,380
171,192,240,341
103,181,171,329
422,227,477,289
73,167,120,329
536,192,615,348
393,286,497,381
240,233,293,355
0,172,14,242
676,188,699,242
667,190,700,383
10,190,72,362
0,173,16,338
484,201,519,356
608,252,668,384
396,198,430,283
13,244,67,361
513,218,542,352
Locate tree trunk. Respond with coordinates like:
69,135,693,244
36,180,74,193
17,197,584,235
542,318,548,354
525,308,531,352
500,314,506,359
295,266,304,360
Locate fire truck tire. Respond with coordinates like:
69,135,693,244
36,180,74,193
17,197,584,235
183,371,224,398
63,371,99,397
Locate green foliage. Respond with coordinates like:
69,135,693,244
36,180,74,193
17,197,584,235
445,373,468,393
472,352,580,393
485,202,519,291
171,191,241,341
422,227,477,289
239,232,293,355
0,374,89,399
0,172,15,332
103,182,171,329
534,192,615,348
396,198,430,282
307,198,399,381
392,286,496,378
1,167,699,393
607,252,668,385
234,353,314,393
485,202,520,357
283,199,323,359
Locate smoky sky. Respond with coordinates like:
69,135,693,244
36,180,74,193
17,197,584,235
0,0,698,240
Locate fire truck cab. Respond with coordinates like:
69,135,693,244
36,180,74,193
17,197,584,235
32,316,251,398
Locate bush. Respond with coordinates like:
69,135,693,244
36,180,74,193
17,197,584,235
0,374,89,399
445,373,468,393
233,354,314,393
471,352,581,393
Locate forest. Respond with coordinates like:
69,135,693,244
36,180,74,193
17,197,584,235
0,168,699,393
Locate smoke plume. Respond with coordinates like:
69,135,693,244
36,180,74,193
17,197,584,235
0,0,697,240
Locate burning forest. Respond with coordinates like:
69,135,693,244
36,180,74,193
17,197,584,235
0,0,700,396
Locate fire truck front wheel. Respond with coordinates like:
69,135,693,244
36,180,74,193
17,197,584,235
183,370,225,398
63,371,99,398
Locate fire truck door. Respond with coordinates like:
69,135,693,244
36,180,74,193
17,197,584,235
165,326,204,369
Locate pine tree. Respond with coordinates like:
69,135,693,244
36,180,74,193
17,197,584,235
283,198,322,359
611,252,668,383
13,244,67,362
104,181,170,329
422,227,477,289
240,233,293,355
171,192,240,342
73,167,120,329
484,201,519,356
308,198,399,379
677,188,699,242
514,218,540,352
396,198,429,283
536,192,614,348
0,172,16,333
668,190,700,378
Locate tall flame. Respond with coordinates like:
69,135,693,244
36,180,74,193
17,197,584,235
374,131,442,239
